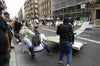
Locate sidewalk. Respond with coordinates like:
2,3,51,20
10,39,16,66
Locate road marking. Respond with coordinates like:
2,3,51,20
42,28,100,45
42,28,56,32
76,37,100,44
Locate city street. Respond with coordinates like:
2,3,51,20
0,0,100,66
10,26,100,66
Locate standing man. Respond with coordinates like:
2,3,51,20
28,18,34,32
13,18,22,45
4,12,15,49
0,1,11,66
69,17,74,28
56,17,74,66
34,17,39,32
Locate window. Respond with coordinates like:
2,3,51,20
96,0,100,4
96,10,100,19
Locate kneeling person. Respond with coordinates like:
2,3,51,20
19,26,35,56
32,28,51,55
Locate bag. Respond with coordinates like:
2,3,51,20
32,34,41,46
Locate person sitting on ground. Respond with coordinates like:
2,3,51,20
19,26,35,56
32,28,52,56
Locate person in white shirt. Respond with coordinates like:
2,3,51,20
34,18,39,32
28,18,34,32
34,28,52,55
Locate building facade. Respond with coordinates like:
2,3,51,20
24,0,38,19
39,0,52,20
18,6,25,20
52,0,94,21
92,0,100,24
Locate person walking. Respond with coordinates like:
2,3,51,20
0,1,11,66
56,17,74,66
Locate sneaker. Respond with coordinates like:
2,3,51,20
17,39,19,42
48,52,52,56
67,64,70,66
59,61,63,66
19,42,21,45
31,53,35,57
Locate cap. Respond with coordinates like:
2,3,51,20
4,12,9,15
0,1,7,9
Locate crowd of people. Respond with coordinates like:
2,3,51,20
0,1,74,66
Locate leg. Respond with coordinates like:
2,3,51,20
22,43,27,52
59,49,64,65
44,44,51,53
21,38,35,56
59,49,64,61
14,30,21,42
66,42,72,65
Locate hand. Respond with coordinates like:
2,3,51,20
11,30,14,35
8,47,11,53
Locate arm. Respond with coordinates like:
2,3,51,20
6,19,16,26
41,34,51,42
45,39,51,42
5,32,11,53
27,29,35,36
56,25,61,35
70,25,74,43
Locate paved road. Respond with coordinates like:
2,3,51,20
11,26,100,66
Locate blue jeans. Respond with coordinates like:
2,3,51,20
59,41,72,65
14,30,21,42
0,51,10,66
44,44,51,53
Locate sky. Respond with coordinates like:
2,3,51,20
5,0,25,18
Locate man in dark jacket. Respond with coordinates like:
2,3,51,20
0,1,11,66
13,18,22,45
56,17,74,66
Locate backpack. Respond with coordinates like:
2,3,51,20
32,34,41,46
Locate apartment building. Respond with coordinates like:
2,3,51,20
92,0,100,24
52,0,94,21
39,0,52,19
18,6,25,20
24,0,38,19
